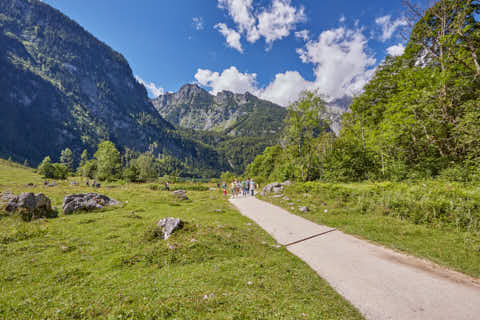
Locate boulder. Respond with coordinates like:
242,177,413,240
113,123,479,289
261,181,293,196
1,191,16,203
299,206,309,213
3,192,58,221
157,217,184,239
260,182,282,196
62,193,119,214
272,187,283,194
283,196,291,201
172,190,188,201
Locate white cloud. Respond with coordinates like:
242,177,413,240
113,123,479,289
192,17,204,30
216,0,304,51
387,43,405,56
135,76,164,98
196,25,378,106
256,0,306,45
218,0,259,42
214,23,243,52
194,66,257,94
298,26,376,98
294,29,309,41
260,71,311,105
375,15,407,42
339,15,346,23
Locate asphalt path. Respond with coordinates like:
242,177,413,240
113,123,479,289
230,196,480,320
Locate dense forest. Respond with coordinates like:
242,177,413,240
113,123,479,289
247,0,480,183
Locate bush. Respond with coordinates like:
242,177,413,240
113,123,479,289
38,156,68,179
77,160,97,179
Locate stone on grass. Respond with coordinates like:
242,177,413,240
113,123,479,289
1,191,16,203
299,206,309,213
283,196,291,201
272,194,283,198
260,181,292,196
172,190,188,201
157,217,184,239
3,192,58,221
62,193,119,215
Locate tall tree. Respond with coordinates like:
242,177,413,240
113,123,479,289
60,148,74,171
94,141,121,181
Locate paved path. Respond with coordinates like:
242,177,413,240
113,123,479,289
230,196,480,320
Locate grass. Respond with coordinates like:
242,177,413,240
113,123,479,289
261,180,480,278
0,159,363,319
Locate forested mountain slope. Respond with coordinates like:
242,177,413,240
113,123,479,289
0,0,229,175
152,84,288,137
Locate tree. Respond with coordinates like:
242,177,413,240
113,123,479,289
60,148,74,171
135,152,158,182
80,149,88,167
38,156,55,178
94,141,121,181
38,156,69,179
283,91,328,181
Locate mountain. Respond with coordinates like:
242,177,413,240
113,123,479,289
0,0,228,175
323,95,353,135
152,84,288,137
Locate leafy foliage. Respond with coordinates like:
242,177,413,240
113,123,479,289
248,0,480,183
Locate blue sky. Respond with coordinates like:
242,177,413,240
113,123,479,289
42,0,410,105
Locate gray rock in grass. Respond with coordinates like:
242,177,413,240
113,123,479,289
157,217,184,239
62,193,119,214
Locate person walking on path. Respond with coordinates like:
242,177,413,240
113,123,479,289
222,182,227,197
250,179,256,196
230,180,237,198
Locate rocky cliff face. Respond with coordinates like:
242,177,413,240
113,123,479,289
0,0,227,172
152,84,288,137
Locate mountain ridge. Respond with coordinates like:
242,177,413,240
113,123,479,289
152,84,288,137
0,0,229,176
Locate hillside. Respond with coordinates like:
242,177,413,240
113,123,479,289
0,159,362,319
152,84,288,137
0,0,228,175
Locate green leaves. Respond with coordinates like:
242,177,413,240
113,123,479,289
94,141,121,181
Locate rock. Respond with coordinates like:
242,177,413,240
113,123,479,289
156,217,184,239
62,193,119,214
4,192,58,221
261,182,283,196
1,191,16,203
209,188,217,191
215,209,224,213
172,190,188,201
283,196,291,201
70,181,79,186
282,180,292,186
299,206,309,213
272,194,283,198
47,181,57,187
272,187,283,194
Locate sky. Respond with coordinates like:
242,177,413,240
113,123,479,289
42,0,412,106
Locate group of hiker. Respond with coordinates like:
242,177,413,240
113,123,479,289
222,179,257,198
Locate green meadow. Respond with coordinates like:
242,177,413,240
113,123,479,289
263,181,480,278
0,160,362,320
